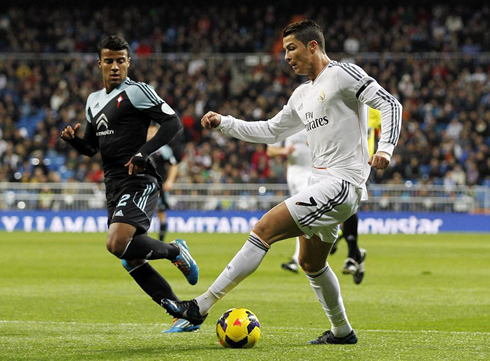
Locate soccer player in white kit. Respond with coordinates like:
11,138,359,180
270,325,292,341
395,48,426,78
267,130,311,273
162,19,402,345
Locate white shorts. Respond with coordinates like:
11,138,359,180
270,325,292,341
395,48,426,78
284,174,362,243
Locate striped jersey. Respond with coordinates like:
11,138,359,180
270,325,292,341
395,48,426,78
84,78,178,180
218,60,402,199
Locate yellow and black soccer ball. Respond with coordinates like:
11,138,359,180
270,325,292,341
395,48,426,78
216,308,261,348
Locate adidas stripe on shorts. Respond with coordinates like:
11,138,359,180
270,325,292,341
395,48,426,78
284,173,362,243
106,176,159,234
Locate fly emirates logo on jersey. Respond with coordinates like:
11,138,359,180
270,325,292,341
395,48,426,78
95,113,114,136
305,111,329,132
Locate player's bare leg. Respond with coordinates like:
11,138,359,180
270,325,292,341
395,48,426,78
107,222,179,260
106,222,198,284
105,222,197,311
197,202,302,306
161,201,356,344
161,203,303,324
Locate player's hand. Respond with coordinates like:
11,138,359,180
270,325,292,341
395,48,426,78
125,154,147,175
368,151,391,170
60,123,81,141
163,180,173,191
201,111,222,129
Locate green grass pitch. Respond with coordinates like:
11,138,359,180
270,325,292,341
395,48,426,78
1,232,489,360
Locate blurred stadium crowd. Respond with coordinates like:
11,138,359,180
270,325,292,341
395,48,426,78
1,4,489,54
1,3,490,190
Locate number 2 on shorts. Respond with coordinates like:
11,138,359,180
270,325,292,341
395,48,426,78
117,194,130,207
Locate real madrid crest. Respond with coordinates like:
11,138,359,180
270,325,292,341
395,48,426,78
318,90,326,102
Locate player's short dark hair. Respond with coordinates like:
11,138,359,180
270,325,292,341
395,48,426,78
98,35,130,58
283,19,325,53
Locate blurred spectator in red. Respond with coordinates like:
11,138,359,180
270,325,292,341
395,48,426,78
86,163,104,183
251,144,269,179
135,40,152,55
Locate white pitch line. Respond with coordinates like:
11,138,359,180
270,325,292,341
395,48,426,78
0,320,488,335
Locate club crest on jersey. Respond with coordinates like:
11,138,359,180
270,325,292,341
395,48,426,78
117,95,123,108
95,113,114,136
318,90,326,102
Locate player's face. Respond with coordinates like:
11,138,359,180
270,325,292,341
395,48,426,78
283,34,314,79
98,49,131,92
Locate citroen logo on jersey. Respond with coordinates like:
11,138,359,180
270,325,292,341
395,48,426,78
96,114,109,130
318,90,326,102
95,113,114,136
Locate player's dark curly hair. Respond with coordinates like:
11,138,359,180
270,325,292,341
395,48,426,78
283,19,325,53
98,35,130,58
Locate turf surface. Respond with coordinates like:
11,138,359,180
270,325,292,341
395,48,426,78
1,232,489,360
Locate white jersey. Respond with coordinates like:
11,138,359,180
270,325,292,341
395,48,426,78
218,60,402,200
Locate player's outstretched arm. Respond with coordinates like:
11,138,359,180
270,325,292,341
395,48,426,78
201,111,222,129
202,107,302,144
60,123,81,140
163,164,179,191
267,145,294,157
60,122,98,157
368,151,391,170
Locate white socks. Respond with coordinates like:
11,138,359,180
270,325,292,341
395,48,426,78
196,232,269,315
305,264,352,337
292,237,300,264
194,233,352,339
